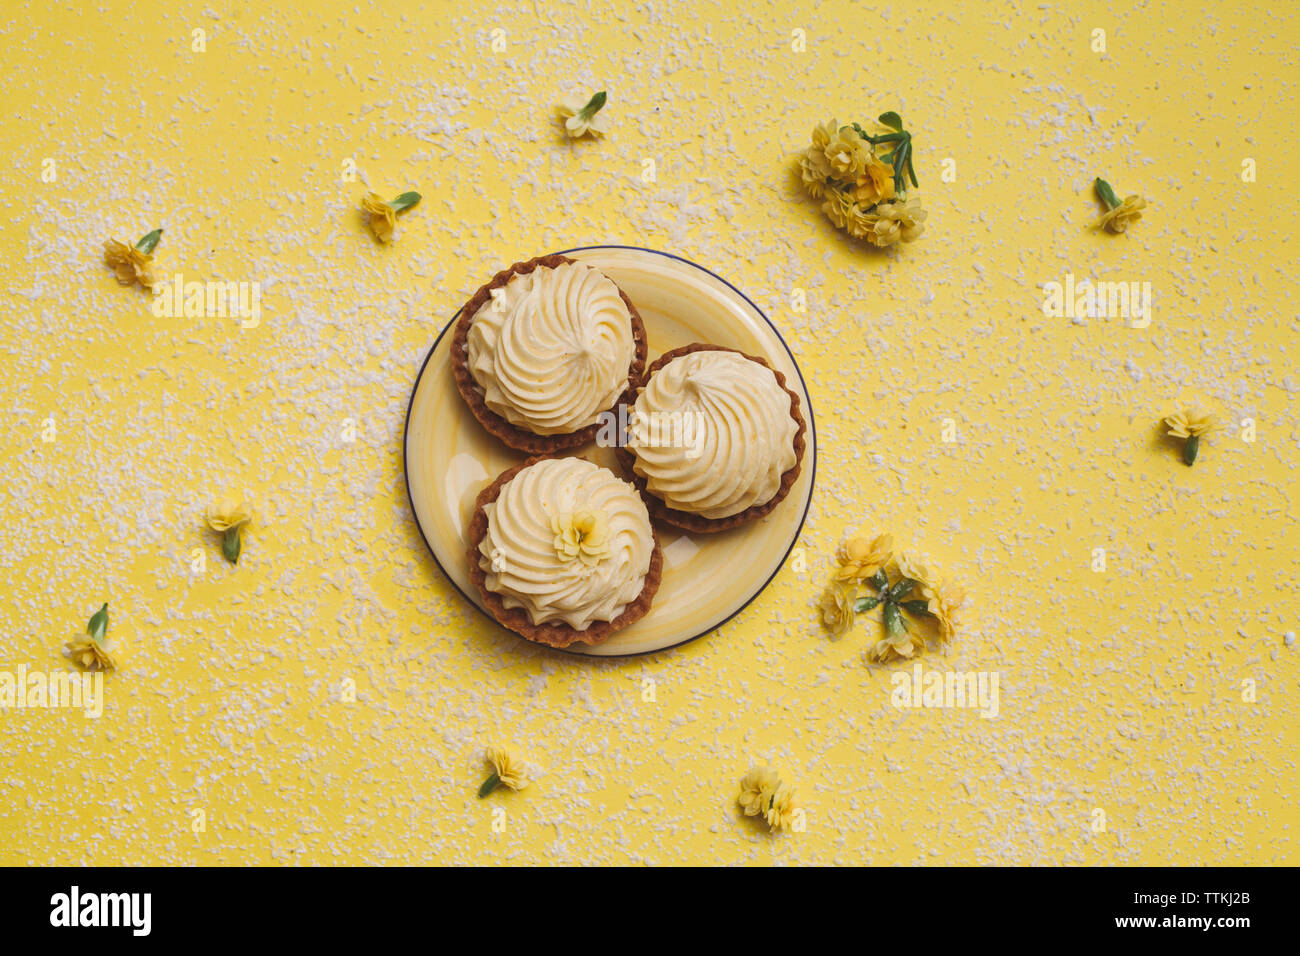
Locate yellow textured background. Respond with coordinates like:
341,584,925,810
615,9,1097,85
2,0,1297,865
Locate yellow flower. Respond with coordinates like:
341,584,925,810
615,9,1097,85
1095,195,1147,233
1164,408,1217,439
484,746,528,792
737,765,780,817
835,532,893,581
810,119,838,152
867,630,926,664
551,509,611,567
103,239,154,288
850,153,897,205
817,582,855,637
919,576,965,644
204,496,254,533
820,189,854,231
799,146,833,199
765,784,798,831
824,126,871,179
361,191,398,242
557,92,609,138
64,634,116,672
868,198,927,246
845,202,880,240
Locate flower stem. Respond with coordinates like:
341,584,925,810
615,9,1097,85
1093,177,1121,211
478,772,501,798
1182,434,1200,466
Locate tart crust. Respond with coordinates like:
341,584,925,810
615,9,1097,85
451,254,649,453
466,456,664,648
614,344,808,533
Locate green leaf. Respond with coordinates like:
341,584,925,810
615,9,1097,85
222,527,242,564
87,602,109,644
580,90,607,117
883,601,905,637
135,228,163,254
889,577,916,601
1182,434,1200,466
878,111,904,131
901,599,932,618
388,191,422,213
478,772,501,798
905,147,919,189
854,596,882,613
892,139,910,194
866,131,906,146
1093,177,1121,211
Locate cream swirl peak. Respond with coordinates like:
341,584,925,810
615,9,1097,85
628,349,798,519
466,262,636,435
478,458,653,631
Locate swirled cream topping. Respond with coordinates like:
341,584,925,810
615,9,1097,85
478,457,653,630
466,262,635,435
627,350,798,519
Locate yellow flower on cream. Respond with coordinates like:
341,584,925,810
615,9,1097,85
1164,403,1218,466
820,189,854,231
205,495,254,565
867,630,926,663
810,119,838,152
817,582,855,637
919,576,965,644
835,532,893,582
551,508,612,567
737,765,780,817
557,91,609,138
479,746,528,797
800,146,833,198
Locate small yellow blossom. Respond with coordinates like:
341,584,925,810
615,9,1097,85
103,239,155,289
810,119,838,152
835,532,893,581
361,192,398,242
850,153,897,205
1095,195,1147,233
867,630,926,664
204,497,253,533
824,126,871,179
919,576,965,644
820,189,854,232
817,582,855,637
557,91,609,138
737,765,780,817
480,746,528,797
765,784,798,831
800,146,833,198
64,634,116,672
551,509,611,567
1164,408,1217,439
869,198,927,247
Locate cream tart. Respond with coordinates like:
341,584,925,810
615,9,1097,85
467,456,662,648
452,254,648,453
615,344,806,532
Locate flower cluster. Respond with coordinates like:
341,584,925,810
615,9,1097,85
817,533,964,663
799,113,927,247
103,228,163,289
737,765,798,831
361,190,422,243
1163,389,1220,466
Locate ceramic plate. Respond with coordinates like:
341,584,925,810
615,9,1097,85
403,246,817,656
